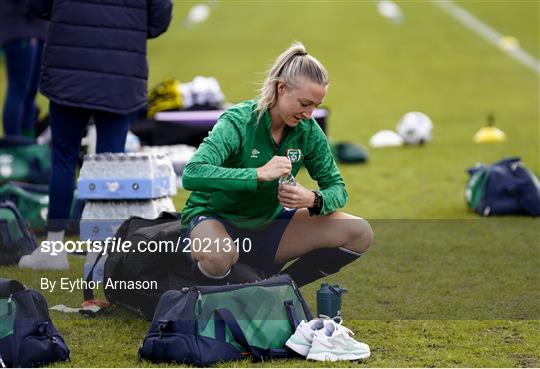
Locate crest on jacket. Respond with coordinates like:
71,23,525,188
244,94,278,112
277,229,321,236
286,149,302,163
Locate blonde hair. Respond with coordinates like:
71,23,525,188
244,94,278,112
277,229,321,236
255,41,329,122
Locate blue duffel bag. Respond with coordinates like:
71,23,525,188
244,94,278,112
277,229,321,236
465,157,540,216
0,279,70,367
139,274,312,366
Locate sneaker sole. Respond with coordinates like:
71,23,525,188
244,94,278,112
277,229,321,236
307,351,371,362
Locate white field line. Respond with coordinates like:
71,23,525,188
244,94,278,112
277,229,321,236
432,0,540,76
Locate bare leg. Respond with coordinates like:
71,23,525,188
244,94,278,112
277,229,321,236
275,209,374,264
190,219,239,277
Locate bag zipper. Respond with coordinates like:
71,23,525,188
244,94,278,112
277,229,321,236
195,275,293,295
290,282,310,319
7,294,13,315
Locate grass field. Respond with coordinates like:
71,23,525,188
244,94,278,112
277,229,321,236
1,0,539,367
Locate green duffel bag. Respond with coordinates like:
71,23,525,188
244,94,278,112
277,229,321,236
0,182,82,232
0,182,48,230
139,274,313,365
0,201,38,265
0,136,50,184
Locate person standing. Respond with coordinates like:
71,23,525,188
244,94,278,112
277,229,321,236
19,0,173,269
0,0,48,138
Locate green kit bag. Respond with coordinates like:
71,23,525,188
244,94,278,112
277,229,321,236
0,182,49,230
139,274,313,365
0,182,82,232
0,201,38,265
0,136,50,184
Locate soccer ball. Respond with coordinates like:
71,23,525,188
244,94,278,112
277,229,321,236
396,112,433,145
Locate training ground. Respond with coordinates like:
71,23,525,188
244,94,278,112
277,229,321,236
0,1,538,367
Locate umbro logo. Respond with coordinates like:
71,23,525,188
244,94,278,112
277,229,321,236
251,149,260,158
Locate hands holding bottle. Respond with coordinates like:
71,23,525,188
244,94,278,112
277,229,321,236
256,155,316,209
256,155,291,182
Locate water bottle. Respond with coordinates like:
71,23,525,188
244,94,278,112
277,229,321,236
103,153,114,178
116,153,126,178
278,173,296,186
126,154,137,179
140,155,151,179
94,154,103,178
278,174,296,211
80,154,94,180
316,283,348,318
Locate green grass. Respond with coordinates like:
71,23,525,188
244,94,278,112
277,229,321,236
1,0,539,367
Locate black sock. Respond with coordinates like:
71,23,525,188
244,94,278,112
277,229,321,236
281,247,363,287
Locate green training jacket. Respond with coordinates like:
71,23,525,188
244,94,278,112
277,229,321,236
181,100,348,229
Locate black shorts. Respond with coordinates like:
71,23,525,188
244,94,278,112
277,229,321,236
183,209,297,275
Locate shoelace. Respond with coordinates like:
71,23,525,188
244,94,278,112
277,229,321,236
335,324,355,336
318,314,344,325
317,315,355,336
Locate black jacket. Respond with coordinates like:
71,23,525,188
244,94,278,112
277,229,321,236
27,0,172,114
0,0,48,45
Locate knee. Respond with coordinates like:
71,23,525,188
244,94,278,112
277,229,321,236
346,218,374,253
195,250,239,276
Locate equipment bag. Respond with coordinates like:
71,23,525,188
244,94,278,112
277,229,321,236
84,212,266,319
0,136,50,184
465,157,540,216
0,182,83,234
0,201,38,265
0,279,70,367
138,274,312,365
84,212,186,319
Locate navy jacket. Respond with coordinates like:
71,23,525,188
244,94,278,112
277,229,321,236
26,0,172,114
0,0,48,45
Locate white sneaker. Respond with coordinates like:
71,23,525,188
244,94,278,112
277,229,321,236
285,318,325,356
307,320,371,361
18,248,69,270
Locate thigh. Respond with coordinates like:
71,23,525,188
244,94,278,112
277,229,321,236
188,217,239,263
274,209,364,263
93,111,131,153
237,209,296,274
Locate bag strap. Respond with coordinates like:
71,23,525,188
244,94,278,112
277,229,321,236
37,321,58,345
213,308,292,360
0,201,38,250
0,352,6,368
0,221,12,247
149,320,171,360
0,278,25,297
283,300,300,329
0,201,23,221
83,252,105,301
